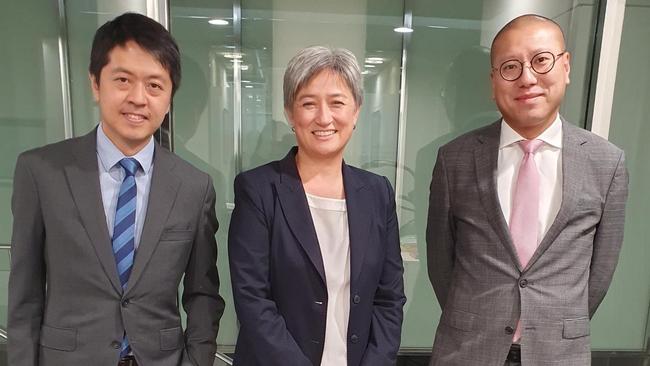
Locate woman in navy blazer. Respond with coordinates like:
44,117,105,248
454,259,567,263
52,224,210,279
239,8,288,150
228,46,406,366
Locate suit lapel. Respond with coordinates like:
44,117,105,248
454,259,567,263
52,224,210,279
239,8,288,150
125,144,181,295
525,120,586,270
64,129,122,294
474,121,523,270
276,148,327,285
342,164,371,286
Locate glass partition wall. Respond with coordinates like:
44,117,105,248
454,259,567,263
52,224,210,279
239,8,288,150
0,0,68,334
603,0,650,355
170,0,238,345
1,0,649,362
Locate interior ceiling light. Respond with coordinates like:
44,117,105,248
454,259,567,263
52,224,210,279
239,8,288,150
365,59,383,64
208,19,229,25
394,27,413,33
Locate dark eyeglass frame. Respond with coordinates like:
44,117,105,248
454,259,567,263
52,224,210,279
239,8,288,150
492,51,567,81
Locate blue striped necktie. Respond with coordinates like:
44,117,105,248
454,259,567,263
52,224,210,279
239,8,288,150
113,157,139,357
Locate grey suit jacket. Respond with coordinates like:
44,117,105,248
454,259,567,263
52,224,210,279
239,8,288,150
426,119,628,366
8,129,225,366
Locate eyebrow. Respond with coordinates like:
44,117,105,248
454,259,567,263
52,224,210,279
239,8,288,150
110,67,168,81
297,93,349,100
498,48,561,61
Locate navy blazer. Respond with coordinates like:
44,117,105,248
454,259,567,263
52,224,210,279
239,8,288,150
228,147,406,366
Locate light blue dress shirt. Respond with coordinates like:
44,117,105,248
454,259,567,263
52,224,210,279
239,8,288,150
96,124,154,249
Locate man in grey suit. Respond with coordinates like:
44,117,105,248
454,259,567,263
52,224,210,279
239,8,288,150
427,14,628,366
8,13,225,366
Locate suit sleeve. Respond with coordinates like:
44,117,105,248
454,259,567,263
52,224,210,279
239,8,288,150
426,149,456,310
359,177,406,366
588,151,629,317
182,175,225,366
227,174,312,365
7,153,46,366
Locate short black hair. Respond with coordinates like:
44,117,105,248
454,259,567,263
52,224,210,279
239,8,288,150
89,12,181,95
490,14,566,65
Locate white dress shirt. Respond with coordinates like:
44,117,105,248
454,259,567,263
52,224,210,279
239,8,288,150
497,115,563,243
306,193,350,366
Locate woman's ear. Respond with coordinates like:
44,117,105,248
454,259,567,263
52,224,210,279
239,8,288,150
284,108,293,124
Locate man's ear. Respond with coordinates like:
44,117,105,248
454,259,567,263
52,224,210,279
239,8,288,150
563,51,571,85
489,72,497,100
89,73,100,102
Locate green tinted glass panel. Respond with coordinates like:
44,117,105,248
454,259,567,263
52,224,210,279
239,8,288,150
0,0,67,330
596,0,650,351
170,0,238,347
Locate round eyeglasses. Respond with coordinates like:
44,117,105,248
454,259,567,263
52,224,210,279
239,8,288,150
494,51,566,81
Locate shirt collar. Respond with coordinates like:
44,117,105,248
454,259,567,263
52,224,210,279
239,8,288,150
96,123,155,174
499,114,563,149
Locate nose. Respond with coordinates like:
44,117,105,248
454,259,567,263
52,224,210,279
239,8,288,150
127,82,146,105
518,63,538,86
316,103,333,126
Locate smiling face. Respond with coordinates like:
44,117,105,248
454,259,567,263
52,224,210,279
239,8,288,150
286,69,360,161
90,40,172,155
490,20,571,138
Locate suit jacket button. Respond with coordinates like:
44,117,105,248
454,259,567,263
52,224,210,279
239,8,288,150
519,279,528,288
122,298,130,307
350,334,359,344
505,326,514,335
353,295,361,304
111,341,121,349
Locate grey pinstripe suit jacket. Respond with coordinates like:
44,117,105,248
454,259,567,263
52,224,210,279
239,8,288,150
426,119,628,366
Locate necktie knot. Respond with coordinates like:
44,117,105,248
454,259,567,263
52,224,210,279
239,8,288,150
119,158,140,177
518,139,544,154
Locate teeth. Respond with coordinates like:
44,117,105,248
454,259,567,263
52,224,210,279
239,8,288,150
124,113,145,122
313,130,336,136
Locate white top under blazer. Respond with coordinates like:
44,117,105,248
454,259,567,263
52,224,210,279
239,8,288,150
306,193,350,366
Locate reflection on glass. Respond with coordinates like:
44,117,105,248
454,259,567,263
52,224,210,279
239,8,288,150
170,0,237,346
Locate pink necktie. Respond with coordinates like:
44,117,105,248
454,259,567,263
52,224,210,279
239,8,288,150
510,139,544,342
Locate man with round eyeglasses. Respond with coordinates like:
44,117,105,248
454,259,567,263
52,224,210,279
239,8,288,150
427,14,628,366
495,51,567,82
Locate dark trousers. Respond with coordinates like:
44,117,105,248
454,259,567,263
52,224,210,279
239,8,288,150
504,344,521,365
117,356,138,366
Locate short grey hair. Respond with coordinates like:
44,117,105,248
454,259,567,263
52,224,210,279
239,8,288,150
283,46,363,109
